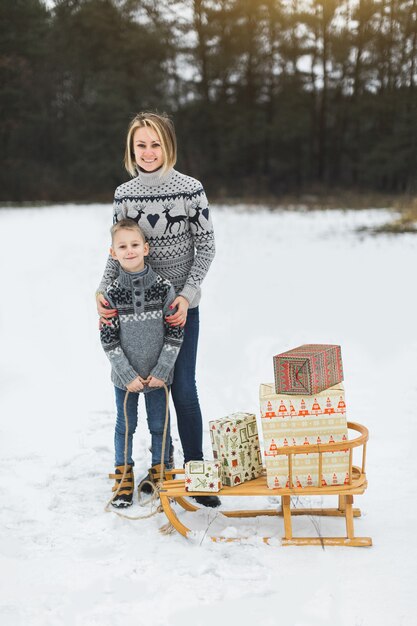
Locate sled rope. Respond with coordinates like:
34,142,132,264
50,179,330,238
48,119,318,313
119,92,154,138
104,383,170,520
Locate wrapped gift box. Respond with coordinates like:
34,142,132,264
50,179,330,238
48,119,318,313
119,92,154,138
209,412,263,487
273,344,343,395
184,460,222,492
260,383,349,489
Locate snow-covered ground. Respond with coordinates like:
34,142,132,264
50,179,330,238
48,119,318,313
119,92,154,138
0,204,416,625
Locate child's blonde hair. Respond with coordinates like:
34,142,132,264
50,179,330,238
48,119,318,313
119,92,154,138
111,218,146,244
124,112,177,177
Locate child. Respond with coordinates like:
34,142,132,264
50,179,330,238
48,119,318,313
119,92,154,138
100,218,183,507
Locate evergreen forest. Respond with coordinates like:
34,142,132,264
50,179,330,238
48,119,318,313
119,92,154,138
1,0,417,202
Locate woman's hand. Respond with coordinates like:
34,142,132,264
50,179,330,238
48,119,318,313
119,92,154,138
126,376,147,393
165,296,189,328
147,376,165,388
96,292,117,327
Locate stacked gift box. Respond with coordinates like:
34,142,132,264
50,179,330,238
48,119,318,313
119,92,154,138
261,344,349,489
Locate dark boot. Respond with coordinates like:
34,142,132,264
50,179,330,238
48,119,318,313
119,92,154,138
191,495,221,508
109,465,134,508
137,463,167,495
139,445,175,494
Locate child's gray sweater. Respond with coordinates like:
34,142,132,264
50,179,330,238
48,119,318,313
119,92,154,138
100,265,183,390
98,168,215,307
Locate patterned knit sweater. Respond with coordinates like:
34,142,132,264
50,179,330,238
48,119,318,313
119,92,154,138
98,168,216,308
100,265,183,390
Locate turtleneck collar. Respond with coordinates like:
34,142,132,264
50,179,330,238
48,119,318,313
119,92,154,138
136,166,175,187
117,263,157,290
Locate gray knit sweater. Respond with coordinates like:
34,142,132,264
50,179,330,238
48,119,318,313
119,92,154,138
98,168,215,307
100,264,183,390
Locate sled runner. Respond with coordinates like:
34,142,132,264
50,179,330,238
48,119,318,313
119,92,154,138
160,422,371,547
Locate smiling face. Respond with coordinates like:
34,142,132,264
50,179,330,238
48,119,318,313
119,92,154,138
132,126,164,172
110,228,149,273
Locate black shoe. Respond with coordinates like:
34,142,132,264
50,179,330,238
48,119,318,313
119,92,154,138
191,495,221,508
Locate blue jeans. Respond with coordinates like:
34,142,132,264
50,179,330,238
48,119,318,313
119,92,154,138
114,385,171,467
171,306,203,463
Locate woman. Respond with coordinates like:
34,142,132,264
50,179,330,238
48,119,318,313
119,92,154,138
96,112,219,507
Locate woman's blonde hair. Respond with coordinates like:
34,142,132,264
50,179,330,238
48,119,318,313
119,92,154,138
124,112,177,177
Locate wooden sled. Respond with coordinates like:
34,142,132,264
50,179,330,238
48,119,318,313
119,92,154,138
160,422,372,547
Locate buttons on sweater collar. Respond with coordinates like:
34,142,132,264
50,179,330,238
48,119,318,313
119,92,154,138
118,264,157,291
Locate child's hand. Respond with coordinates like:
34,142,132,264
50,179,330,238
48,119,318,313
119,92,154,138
147,376,165,388
126,376,145,392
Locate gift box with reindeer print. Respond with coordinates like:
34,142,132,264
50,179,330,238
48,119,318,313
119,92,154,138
209,412,263,487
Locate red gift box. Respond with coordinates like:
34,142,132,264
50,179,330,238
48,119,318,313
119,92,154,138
273,344,343,395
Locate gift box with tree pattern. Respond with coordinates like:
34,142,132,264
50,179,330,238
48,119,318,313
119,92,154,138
209,412,263,487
